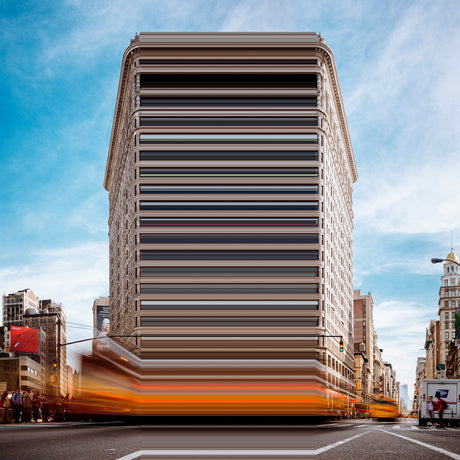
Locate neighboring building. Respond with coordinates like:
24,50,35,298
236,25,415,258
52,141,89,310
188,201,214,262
437,250,460,368
353,344,368,403
72,370,81,399
65,365,73,398
400,383,409,413
23,300,67,397
414,356,426,411
383,362,397,400
104,33,357,398
2,289,39,327
372,332,384,395
446,340,459,379
0,355,44,392
424,319,440,379
353,290,375,402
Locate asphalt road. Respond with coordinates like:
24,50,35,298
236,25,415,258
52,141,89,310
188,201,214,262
0,418,459,459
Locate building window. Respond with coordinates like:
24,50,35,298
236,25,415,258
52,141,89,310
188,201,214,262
140,250,319,260
139,201,319,211
446,332,450,339
139,184,319,194
139,167,318,178
139,73,317,90
445,312,450,319
139,150,319,162
140,317,319,327
140,300,319,311
139,217,319,228
139,133,319,144
140,116,318,127
139,233,319,245
140,283,319,294
140,266,319,278
139,96,318,108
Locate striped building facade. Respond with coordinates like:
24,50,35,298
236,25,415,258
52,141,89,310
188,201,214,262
104,33,357,396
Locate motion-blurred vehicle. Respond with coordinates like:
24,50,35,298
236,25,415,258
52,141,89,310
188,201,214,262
72,338,356,420
368,395,399,420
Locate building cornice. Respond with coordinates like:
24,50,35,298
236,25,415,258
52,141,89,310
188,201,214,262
104,33,358,190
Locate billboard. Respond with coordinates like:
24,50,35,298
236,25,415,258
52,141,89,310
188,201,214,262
95,304,110,336
94,303,110,352
10,326,39,353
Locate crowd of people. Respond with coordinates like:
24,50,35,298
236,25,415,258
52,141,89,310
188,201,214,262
0,389,72,423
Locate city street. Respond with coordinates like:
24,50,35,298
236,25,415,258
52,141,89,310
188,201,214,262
1,418,459,459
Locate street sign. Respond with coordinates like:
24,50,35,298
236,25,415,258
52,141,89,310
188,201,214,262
455,339,460,347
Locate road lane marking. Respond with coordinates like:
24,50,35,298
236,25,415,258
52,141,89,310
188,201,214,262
116,433,371,460
380,429,460,460
392,425,401,429
313,431,369,454
117,449,315,458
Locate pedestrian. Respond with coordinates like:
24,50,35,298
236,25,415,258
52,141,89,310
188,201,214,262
1,391,12,423
63,393,70,421
22,389,32,422
41,394,50,422
11,388,23,423
427,396,436,427
436,395,447,428
55,395,64,422
32,391,41,422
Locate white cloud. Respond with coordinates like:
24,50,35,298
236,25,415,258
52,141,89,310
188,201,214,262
0,242,109,368
348,2,460,235
373,300,434,388
220,0,294,31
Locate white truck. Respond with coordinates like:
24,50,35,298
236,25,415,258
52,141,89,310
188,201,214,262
418,379,460,426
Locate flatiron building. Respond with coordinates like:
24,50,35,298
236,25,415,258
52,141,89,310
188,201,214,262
104,33,357,398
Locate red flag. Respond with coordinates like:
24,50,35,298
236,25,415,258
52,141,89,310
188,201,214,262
10,326,39,353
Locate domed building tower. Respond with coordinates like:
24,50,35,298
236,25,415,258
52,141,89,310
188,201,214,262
438,249,460,370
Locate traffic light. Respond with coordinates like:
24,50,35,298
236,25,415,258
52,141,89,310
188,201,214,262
52,359,58,369
339,339,344,352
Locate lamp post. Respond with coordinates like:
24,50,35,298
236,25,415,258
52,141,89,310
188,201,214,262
431,258,460,267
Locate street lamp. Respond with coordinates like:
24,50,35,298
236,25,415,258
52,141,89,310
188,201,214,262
431,257,460,267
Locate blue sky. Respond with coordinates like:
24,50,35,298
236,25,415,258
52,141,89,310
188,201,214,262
1,0,459,389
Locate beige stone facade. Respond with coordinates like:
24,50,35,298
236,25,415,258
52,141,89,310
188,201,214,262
105,33,357,395
437,251,460,369
424,319,440,379
2,289,39,327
